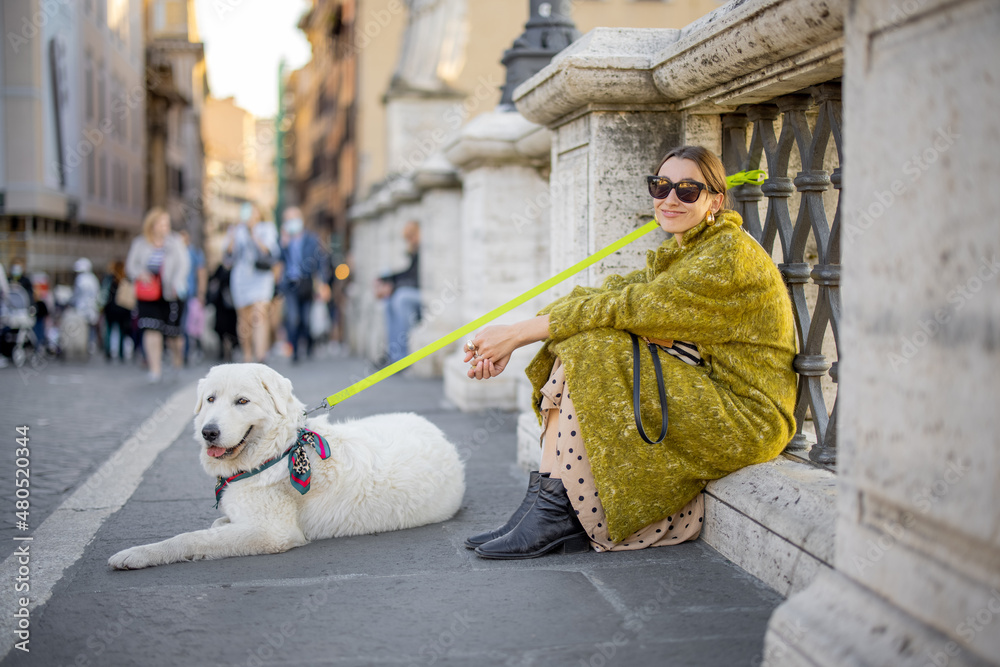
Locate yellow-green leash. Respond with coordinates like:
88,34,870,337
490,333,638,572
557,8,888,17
305,219,661,414
305,169,765,414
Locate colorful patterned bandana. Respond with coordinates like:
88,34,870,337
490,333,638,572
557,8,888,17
214,428,331,508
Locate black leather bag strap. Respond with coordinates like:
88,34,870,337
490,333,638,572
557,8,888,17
630,332,669,444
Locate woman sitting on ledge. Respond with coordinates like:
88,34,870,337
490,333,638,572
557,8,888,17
463,145,798,560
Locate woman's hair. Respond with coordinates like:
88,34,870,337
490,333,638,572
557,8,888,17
656,146,730,209
142,207,170,241
111,260,126,281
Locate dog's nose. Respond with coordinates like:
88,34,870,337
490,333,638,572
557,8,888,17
202,424,220,442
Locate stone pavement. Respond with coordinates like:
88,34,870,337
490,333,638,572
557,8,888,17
1,351,782,666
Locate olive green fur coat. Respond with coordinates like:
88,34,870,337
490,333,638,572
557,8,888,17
526,210,797,543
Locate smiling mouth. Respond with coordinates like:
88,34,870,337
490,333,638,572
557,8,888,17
206,426,252,459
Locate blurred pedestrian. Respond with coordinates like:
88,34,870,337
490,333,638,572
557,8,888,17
9,261,32,294
225,202,278,363
207,261,239,361
100,260,132,361
179,229,208,365
126,207,190,383
278,207,327,363
374,220,421,365
72,257,101,355
30,272,54,356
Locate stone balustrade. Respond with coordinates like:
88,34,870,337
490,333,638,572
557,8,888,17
346,1,999,663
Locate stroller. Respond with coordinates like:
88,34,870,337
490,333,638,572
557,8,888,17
0,283,40,368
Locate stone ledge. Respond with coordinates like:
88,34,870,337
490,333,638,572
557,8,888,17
513,28,680,127
651,0,844,101
514,0,845,128
443,110,551,170
703,456,837,597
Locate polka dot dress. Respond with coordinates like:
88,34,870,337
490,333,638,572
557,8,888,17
539,358,704,552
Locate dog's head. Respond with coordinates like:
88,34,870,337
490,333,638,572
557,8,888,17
193,363,306,477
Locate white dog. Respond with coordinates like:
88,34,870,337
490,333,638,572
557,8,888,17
109,363,465,569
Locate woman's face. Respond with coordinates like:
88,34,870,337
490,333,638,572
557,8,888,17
153,214,170,239
652,157,723,238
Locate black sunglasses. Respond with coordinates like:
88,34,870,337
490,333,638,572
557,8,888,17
646,176,714,203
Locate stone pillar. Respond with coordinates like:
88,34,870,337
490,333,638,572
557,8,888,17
407,154,463,378
346,178,422,364
764,0,1000,664
441,110,551,411
345,192,390,363
512,28,686,469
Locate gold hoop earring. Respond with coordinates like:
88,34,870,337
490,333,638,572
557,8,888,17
706,210,716,225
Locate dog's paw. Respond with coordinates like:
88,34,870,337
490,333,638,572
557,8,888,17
108,545,163,570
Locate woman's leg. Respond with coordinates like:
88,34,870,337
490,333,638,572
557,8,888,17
538,356,704,551
251,301,270,362
143,329,163,380
167,334,184,369
102,317,111,359
283,289,301,360
116,321,126,359
552,387,703,551
236,305,254,362
465,376,559,550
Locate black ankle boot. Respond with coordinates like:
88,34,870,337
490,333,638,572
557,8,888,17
474,476,590,559
464,471,543,549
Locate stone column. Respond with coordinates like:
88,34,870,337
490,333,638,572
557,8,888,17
512,28,685,469
441,110,551,411
346,178,422,364
346,192,389,363
764,0,1000,664
407,154,463,378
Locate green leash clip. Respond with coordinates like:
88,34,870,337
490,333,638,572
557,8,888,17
725,169,767,187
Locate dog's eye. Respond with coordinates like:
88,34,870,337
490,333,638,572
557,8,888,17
236,398,249,405
206,396,215,403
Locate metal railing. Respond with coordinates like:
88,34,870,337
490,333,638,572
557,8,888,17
722,81,843,467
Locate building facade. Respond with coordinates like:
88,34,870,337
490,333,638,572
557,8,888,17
1,0,146,282
285,0,360,258
144,0,207,245
200,94,278,270
201,95,253,268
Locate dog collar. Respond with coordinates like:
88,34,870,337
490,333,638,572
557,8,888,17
213,428,331,508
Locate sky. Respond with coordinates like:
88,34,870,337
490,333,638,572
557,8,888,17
193,0,313,119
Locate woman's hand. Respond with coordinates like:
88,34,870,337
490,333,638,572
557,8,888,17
466,324,520,367
467,353,511,380
374,279,393,299
464,316,550,381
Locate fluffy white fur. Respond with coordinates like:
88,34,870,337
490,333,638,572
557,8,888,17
108,363,465,569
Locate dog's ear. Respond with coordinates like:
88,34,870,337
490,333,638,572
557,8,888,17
194,377,207,415
259,367,303,419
